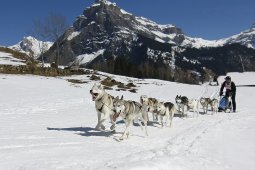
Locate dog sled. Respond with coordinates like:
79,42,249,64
218,93,232,113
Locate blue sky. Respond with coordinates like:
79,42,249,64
0,0,254,46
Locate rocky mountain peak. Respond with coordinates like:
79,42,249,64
73,0,133,32
95,0,116,5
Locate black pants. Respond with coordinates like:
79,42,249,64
231,93,236,111
226,90,236,111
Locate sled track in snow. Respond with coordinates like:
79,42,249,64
93,114,229,170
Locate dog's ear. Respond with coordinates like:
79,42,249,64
121,95,123,100
99,84,104,89
116,96,119,100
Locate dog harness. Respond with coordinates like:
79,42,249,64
97,102,104,112
96,95,114,112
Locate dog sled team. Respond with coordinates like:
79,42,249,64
89,76,236,140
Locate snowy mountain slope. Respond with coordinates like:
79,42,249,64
0,71,255,170
9,36,53,59
0,51,26,66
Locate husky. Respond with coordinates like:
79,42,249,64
188,99,200,117
175,95,189,117
200,97,211,114
90,83,116,131
140,95,159,121
113,96,148,140
155,102,176,127
210,98,218,114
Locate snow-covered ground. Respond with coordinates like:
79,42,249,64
0,72,255,170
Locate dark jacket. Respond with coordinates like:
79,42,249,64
220,81,236,96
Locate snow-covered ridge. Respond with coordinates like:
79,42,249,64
182,36,226,48
221,24,255,48
136,17,175,29
182,23,255,49
92,0,116,7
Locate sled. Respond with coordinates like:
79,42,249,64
218,95,232,113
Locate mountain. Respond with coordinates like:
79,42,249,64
221,23,255,48
9,36,53,59
181,23,255,49
44,0,255,84
45,0,183,63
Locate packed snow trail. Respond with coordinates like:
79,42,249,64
0,73,255,170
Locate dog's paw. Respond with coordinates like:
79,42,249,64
110,124,116,130
95,125,100,131
101,125,106,130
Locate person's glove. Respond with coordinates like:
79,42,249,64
219,91,223,96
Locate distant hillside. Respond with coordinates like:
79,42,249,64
0,47,32,62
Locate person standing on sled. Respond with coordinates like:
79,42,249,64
219,76,236,112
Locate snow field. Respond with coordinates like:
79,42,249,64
0,72,255,170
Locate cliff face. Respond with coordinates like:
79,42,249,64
44,0,185,64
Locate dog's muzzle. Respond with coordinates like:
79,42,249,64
176,99,181,104
140,99,144,104
90,90,98,101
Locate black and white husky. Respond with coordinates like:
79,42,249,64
155,102,176,127
90,83,116,131
175,95,189,117
113,96,148,140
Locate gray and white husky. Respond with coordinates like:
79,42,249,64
175,95,189,117
200,97,211,114
90,83,116,131
200,97,218,114
113,96,148,140
200,97,219,114
155,102,176,127
140,95,159,121
210,98,218,114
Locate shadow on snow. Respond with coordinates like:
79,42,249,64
47,127,117,137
